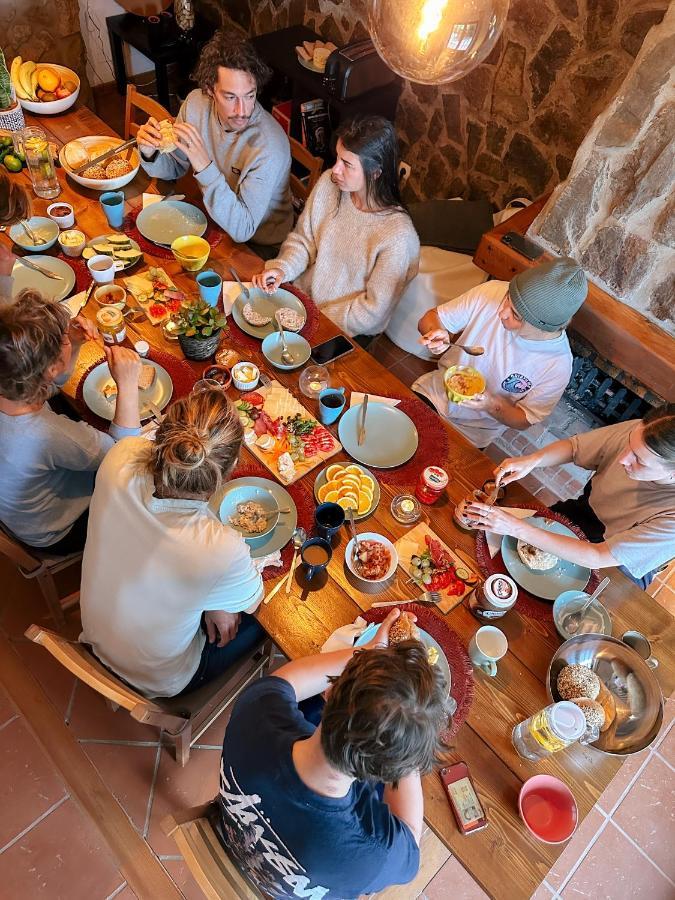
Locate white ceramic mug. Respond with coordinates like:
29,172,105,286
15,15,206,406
468,626,508,677
87,254,115,284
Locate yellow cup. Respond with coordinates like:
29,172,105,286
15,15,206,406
171,235,211,272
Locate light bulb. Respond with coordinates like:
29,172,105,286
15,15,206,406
368,0,510,85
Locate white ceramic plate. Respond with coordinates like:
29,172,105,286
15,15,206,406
11,255,75,302
344,532,398,583
501,519,591,601
82,359,173,421
135,200,207,246
338,403,418,468
231,287,306,339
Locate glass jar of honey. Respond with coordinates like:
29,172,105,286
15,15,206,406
96,307,126,344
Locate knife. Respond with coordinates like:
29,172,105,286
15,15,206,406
71,138,137,175
145,400,165,423
229,265,250,300
357,394,369,446
15,256,64,281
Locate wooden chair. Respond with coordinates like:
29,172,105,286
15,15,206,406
289,136,323,206
162,801,266,900
0,525,80,628
124,83,171,140
25,624,273,766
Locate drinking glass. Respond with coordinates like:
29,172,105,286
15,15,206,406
19,127,60,199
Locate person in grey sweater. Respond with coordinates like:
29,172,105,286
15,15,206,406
253,117,419,338
0,290,142,552
137,33,293,250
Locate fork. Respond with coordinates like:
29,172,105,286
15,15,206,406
371,592,442,609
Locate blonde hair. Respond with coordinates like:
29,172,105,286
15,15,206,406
150,389,243,496
0,170,32,226
0,289,70,404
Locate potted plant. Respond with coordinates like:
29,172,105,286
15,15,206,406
173,299,227,361
0,49,25,133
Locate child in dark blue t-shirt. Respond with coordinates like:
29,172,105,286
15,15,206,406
217,609,448,899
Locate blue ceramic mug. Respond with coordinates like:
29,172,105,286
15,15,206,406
300,537,332,580
196,270,223,307
315,502,345,542
319,387,346,425
99,191,125,228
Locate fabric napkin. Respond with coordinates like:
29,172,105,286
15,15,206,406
253,550,283,573
349,392,401,408
486,507,535,557
61,290,88,319
142,193,163,209
222,280,251,316
321,616,369,653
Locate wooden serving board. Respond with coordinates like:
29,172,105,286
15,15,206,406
123,267,178,325
240,380,341,486
395,521,481,614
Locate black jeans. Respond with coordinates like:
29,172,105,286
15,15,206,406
552,483,655,590
179,613,266,695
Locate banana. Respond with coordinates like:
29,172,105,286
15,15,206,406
30,69,39,101
19,61,36,99
10,56,24,95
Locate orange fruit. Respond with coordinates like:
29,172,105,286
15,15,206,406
324,490,339,503
37,67,60,93
341,478,361,491
325,464,344,481
317,483,332,502
357,495,372,515
337,496,357,510
345,465,363,476
359,475,375,493
338,485,358,499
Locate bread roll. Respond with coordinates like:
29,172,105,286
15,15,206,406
557,664,601,701
389,612,420,645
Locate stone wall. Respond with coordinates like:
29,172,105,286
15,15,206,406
1,0,92,106
213,0,669,208
528,4,675,338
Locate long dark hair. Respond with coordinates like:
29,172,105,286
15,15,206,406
335,116,406,214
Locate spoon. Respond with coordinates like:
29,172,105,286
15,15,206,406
21,220,46,245
276,317,294,366
229,265,250,300
346,508,362,572
563,577,611,634
285,526,306,595
454,343,484,356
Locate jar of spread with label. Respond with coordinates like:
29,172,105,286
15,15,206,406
468,574,518,621
453,489,488,532
96,306,126,345
415,466,449,504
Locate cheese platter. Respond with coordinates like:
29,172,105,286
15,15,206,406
395,521,481,614
123,266,187,325
236,380,341,485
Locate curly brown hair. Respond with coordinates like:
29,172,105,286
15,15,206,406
0,170,32,226
0,289,69,405
321,641,448,784
192,31,272,94
150,388,243,497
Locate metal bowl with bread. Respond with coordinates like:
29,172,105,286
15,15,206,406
547,634,663,755
59,135,140,191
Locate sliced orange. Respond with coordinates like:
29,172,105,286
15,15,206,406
359,475,375,493
357,495,372,515
325,464,344,481
325,479,341,494
341,474,361,487
324,490,339,503
345,465,363,476
332,470,349,482
317,483,332,503
359,485,374,500
337,496,357,510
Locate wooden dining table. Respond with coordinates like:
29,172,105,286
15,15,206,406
3,105,674,900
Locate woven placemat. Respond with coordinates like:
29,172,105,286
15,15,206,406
474,503,601,622
227,283,320,352
372,396,451,488
361,604,474,741
122,205,222,260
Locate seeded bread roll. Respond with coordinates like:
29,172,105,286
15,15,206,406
570,697,605,730
557,664,601,700
389,612,420,645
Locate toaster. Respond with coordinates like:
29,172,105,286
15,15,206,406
323,39,397,101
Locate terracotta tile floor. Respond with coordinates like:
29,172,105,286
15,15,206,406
0,335,672,898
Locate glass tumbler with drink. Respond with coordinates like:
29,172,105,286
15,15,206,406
19,127,60,199
512,701,588,761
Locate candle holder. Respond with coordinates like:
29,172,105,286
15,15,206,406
299,365,330,399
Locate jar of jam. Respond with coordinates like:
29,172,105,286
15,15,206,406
96,306,126,345
415,466,448,504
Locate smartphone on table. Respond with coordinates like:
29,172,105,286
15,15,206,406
310,335,355,365
439,762,488,835
501,231,544,261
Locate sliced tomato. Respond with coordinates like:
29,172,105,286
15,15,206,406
148,302,167,319
247,392,264,408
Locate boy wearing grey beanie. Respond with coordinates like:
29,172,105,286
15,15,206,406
413,257,587,449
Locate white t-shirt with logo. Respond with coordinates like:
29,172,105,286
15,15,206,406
413,281,573,448
80,438,264,698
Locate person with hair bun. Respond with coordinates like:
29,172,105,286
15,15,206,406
80,389,266,698
466,403,675,588
0,170,33,306
0,289,141,552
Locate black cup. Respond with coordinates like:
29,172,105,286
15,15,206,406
315,502,346,542
300,536,332,580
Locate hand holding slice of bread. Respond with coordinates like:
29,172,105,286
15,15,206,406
102,363,156,400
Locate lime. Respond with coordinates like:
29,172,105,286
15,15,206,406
3,155,23,173
0,135,12,147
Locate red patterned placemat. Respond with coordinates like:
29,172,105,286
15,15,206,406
229,463,314,581
121,205,222,260
73,345,198,431
227,283,320,352
474,503,601,622
56,253,90,294
362,604,474,741
370,396,451,488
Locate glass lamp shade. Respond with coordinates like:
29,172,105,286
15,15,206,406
368,0,510,85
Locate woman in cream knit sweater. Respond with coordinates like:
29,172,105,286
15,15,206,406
252,117,420,338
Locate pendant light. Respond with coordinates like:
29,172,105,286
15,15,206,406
368,0,510,85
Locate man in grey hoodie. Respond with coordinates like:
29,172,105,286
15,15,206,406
137,32,293,253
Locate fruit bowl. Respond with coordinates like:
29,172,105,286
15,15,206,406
16,64,80,115
59,135,140,191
